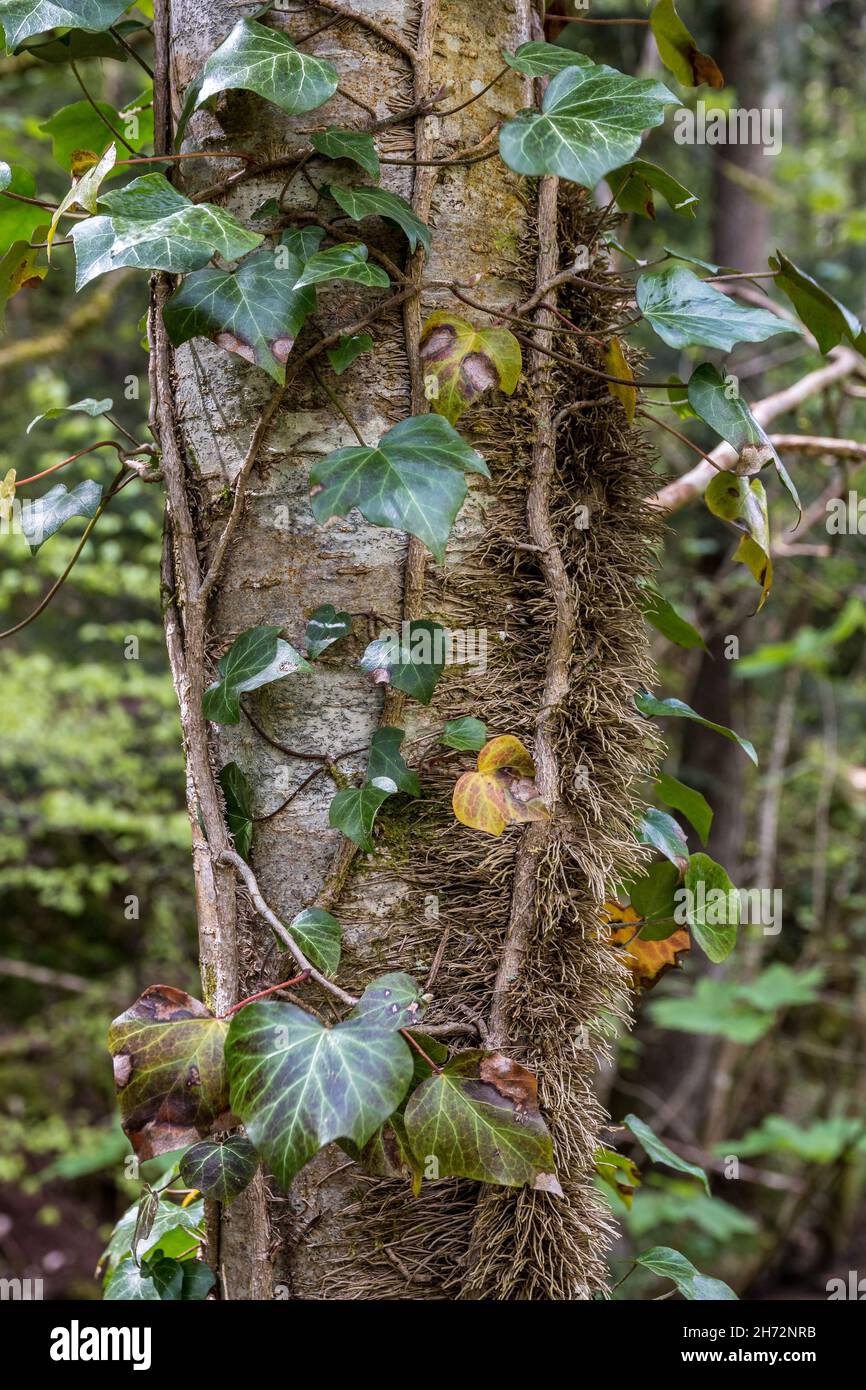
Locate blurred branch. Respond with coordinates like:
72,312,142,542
0,956,90,992
0,271,133,371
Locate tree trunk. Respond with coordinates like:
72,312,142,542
154,0,660,1300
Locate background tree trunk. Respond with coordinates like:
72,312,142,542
155,0,660,1299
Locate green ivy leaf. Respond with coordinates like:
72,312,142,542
0,165,46,254
70,172,263,291
404,1050,555,1188
608,158,698,219
442,716,486,751
624,859,680,937
288,906,341,976
15,22,136,63
218,761,253,861
108,985,230,1161
310,414,488,563
705,472,773,611
637,807,688,871
225,997,414,1189
419,311,521,424
649,0,724,88
635,689,757,765
0,238,44,327
684,852,739,963
327,332,372,375
304,602,352,658
770,249,866,356
26,395,112,434
637,265,797,352
367,727,420,797
328,183,430,254
203,624,311,725
103,1257,162,1301
348,971,425,1030
624,1113,710,1194
179,1137,258,1205
100,1195,205,1276
141,1252,216,1300
655,771,712,846
502,40,591,76
635,1245,737,1300
310,127,379,179
39,99,149,174
360,619,447,704
0,0,129,48
163,234,316,383
294,240,389,289
499,60,677,186
687,363,800,515
638,583,706,650
21,478,102,553
328,784,390,850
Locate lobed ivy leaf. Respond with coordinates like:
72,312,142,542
329,784,390,851
636,806,688,872
404,1050,556,1188
177,18,339,144
218,761,253,861
327,182,430,254
687,363,800,515
348,971,425,1031
770,248,866,356
310,127,379,179
288,906,341,976
705,472,773,611
684,851,739,963
225,996,414,1189
108,986,230,1161
608,158,698,220
366,726,420,797
655,771,712,846
637,265,797,352
294,240,389,290
179,1137,258,1205
0,165,46,254
26,395,112,434
203,624,311,725
70,172,263,291
0,0,129,47
441,715,486,751
327,331,372,375
21,478,102,553
304,602,352,658
310,414,488,563
360,618,447,704
502,39,591,76
624,1112,710,1195
499,60,678,187
103,1258,162,1301
649,0,724,89
163,233,316,383
638,583,706,650
635,1245,737,1300
420,310,521,424
635,688,757,765
100,1195,205,1276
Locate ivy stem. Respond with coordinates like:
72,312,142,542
0,189,87,217
15,439,127,487
116,150,257,167
637,408,724,471
108,23,155,77
70,60,137,155
221,971,312,1017
609,1262,638,1294
432,64,509,118
401,1029,443,1074
310,365,367,445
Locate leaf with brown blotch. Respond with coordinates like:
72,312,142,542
420,311,522,424
453,735,548,836
650,0,724,89
595,1145,642,1208
604,336,636,423
603,901,690,991
108,985,231,1160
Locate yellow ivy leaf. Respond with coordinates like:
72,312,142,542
453,735,548,836
604,336,636,423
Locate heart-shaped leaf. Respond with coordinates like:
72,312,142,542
0,0,129,47
203,624,311,725
635,689,757,765
636,1245,737,1300
288,906,341,976
639,584,706,650
70,172,263,290
637,265,796,351
705,472,773,611
649,0,724,88
499,61,677,186
327,332,372,375
310,127,379,179
304,602,352,658
621,860,681,936
608,158,698,219
179,1136,258,1204
655,772,712,846
27,395,112,434
294,240,389,289
624,1113,710,1195
687,363,800,515
21,478,102,553
770,249,866,356
403,1050,555,1188
360,619,447,704
329,784,390,850
420,311,521,424
163,234,316,383
367,726,420,797
637,806,688,871
502,40,592,76
441,716,486,751
452,734,548,836
225,996,414,1189
327,183,430,254
218,761,253,861
108,985,230,1161
684,851,739,963
310,414,488,563
348,971,425,1030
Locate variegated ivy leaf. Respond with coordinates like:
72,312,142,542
177,18,339,144
636,265,797,352
70,172,264,291
21,478,102,553
705,472,773,612
163,233,316,383
103,1259,162,1301
99,1194,205,1276
288,906,341,976
310,127,379,179
328,183,430,254
203,624,311,725
218,761,253,861
304,603,352,658
295,241,389,290
359,619,446,705
0,0,129,48
635,1246,737,1301
348,971,425,1030
502,40,591,77
225,994,415,1189
179,1137,258,1205
499,60,677,187
649,0,724,89
309,414,488,563
404,1050,556,1188
687,363,800,515
420,311,521,424
108,986,230,1161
